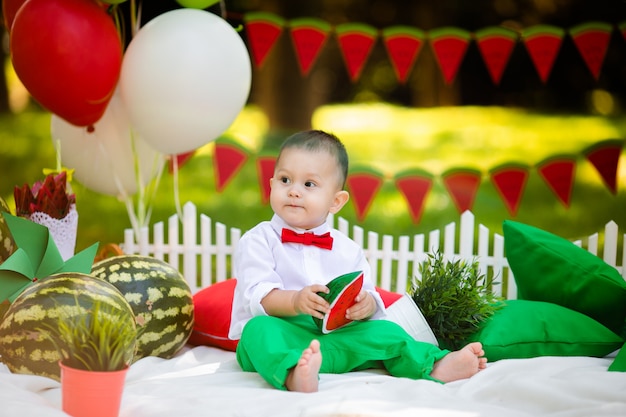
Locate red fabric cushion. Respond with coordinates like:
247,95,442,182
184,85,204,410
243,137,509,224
376,286,403,307
188,279,239,351
188,278,403,352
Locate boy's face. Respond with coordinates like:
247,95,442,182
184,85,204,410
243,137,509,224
270,147,349,230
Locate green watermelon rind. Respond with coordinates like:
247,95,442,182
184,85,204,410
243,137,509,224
0,272,134,381
313,271,364,334
91,255,195,361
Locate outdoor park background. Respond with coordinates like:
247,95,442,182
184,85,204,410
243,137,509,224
0,0,625,258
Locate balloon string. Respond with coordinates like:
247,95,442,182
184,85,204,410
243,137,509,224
172,156,183,222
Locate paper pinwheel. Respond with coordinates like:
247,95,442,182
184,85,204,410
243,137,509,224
0,212,98,303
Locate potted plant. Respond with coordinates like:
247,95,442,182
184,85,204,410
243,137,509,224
14,170,78,261
409,251,503,350
38,288,138,417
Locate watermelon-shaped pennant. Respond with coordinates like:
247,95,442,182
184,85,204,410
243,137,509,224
244,12,285,69
584,139,624,195
441,168,482,214
428,27,471,85
569,21,613,81
335,23,378,82
346,167,384,222
394,169,433,224
536,156,577,207
522,25,564,83
382,26,425,84
620,21,626,41
256,154,276,204
475,26,518,85
314,270,364,334
289,18,331,76
489,163,530,216
213,138,249,192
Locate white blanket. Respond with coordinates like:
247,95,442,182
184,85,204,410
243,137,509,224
1,346,625,417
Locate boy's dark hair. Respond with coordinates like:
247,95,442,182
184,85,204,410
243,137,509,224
278,130,349,188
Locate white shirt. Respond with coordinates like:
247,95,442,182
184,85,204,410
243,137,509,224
228,214,386,339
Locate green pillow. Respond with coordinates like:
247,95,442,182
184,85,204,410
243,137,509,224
467,300,623,361
608,344,626,372
503,220,626,336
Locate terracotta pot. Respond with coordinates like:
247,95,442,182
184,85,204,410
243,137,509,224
60,361,128,417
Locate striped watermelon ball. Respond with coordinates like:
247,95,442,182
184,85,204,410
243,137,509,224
0,272,135,381
91,255,194,360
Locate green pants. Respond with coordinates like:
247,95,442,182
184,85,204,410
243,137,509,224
236,315,450,390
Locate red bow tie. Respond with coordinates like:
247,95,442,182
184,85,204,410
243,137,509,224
281,228,334,250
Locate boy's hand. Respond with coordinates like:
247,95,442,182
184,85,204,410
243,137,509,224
345,290,377,321
293,285,330,319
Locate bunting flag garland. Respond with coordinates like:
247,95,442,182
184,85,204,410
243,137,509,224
256,154,276,204
428,27,471,85
289,18,331,76
168,151,195,174
522,25,565,83
346,167,384,221
569,21,613,81
394,169,433,224
474,26,518,85
244,12,285,69
620,21,626,41
489,164,530,216
583,139,624,195
382,26,425,84
335,23,378,82
536,155,577,207
213,139,249,192
441,168,482,214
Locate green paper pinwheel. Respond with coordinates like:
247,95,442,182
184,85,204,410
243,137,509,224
0,212,98,303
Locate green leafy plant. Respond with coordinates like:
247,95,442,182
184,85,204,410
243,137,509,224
409,251,503,350
39,297,138,372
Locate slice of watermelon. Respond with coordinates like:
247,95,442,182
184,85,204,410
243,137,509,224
314,271,364,334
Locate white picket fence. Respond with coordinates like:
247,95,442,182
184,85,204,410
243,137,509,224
121,201,625,298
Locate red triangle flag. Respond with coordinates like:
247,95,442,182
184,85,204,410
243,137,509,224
584,140,624,194
522,25,564,83
441,168,482,214
244,12,285,69
394,170,433,224
346,169,384,222
289,18,331,76
256,155,276,204
213,140,249,192
335,23,378,82
490,164,530,216
168,151,195,174
475,26,518,85
569,21,613,81
536,156,577,207
382,26,425,84
428,27,471,85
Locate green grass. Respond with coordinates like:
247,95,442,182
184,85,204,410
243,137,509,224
0,104,625,259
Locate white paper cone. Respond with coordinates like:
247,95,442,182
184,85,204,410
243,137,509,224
29,205,78,261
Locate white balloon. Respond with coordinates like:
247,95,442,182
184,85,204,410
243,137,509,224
119,9,252,155
51,89,163,197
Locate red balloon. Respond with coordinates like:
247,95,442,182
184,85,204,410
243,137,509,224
10,0,122,127
2,0,28,31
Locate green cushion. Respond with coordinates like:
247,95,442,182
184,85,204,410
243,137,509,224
467,300,623,361
608,344,626,372
503,220,626,336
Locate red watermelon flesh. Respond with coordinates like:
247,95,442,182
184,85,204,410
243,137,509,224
314,271,363,333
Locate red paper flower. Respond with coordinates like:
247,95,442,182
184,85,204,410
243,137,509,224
14,172,76,219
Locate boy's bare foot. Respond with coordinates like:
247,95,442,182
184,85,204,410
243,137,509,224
285,339,322,393
430,342,487,383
